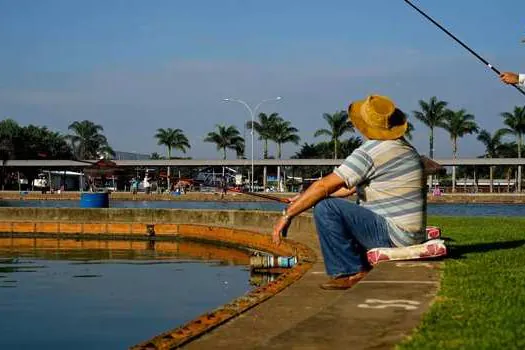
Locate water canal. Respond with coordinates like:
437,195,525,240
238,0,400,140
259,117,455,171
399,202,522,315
1,199,525,216
0,237,260,349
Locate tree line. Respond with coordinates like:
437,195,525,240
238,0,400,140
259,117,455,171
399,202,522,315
155,112,357,161
0,119,113,162
2,97,525,163
413,96,525,162
154,97,525,163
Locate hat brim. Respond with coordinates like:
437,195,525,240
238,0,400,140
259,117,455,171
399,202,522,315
349,100,407,140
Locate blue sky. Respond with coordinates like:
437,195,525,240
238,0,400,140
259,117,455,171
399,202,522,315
1,0,525,159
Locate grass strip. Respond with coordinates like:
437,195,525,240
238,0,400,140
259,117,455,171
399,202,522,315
398,216,525,349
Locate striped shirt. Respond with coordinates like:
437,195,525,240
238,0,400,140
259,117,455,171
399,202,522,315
333,139,427,247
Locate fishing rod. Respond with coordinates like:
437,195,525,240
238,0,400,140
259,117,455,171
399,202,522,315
403,0,525,97
226,188,291,203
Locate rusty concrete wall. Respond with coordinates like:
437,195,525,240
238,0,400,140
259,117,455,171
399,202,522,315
0,207,317,236
0,207,318,263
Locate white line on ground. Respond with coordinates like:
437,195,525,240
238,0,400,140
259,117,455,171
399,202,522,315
395,262,435,268
358,299,420,310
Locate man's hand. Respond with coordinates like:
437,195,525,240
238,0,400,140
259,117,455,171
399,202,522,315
286,193,301,203
500,72,519,85
272,216,290,245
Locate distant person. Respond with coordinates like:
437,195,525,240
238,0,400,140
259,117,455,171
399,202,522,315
143,173,151,194
130,178,138,194
88,177,94,192
219,176,227,199
272,95,427,290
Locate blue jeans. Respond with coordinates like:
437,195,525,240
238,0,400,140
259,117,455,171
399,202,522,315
313,198,394,277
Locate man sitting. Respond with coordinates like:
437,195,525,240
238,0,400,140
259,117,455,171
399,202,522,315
272,95,426,290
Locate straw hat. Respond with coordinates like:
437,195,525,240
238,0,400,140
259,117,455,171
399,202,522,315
348,95,407,140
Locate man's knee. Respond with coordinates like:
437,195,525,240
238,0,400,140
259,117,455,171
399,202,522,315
313,198,336,219
314,198,361,220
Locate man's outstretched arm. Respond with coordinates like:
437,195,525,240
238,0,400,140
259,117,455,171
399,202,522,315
271,173,346,244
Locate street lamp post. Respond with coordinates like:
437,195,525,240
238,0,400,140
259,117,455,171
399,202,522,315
223,97,282,192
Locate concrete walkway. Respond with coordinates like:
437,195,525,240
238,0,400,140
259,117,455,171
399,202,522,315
183,225,442,350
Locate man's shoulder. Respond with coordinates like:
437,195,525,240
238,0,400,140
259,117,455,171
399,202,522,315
359,139,415,154
356,140,381,153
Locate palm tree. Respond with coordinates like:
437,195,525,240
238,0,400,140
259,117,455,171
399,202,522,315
67,120,111,159
270,118,300,159
340,136,363,156
233,138,246,159
314,111,353,159
405,121,415,140
442,109,479,192
204,125,244,160
270,118,300,192
496,141,521,192
293,143,321,159
501,106,525,192
155,128,191,158
412,97,448,158
155,128,190,191
477,129,505,158
42,130,72,159
246,112,279,159
477,129,505,192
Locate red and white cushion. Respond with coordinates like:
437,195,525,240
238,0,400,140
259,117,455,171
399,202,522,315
426,226,441,240
367,239,447,265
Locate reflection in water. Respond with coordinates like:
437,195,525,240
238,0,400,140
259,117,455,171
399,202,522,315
0,237,275,349
249,272,278,287
0,237,252,264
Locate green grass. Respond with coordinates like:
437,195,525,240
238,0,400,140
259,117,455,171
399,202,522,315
398,216,525,350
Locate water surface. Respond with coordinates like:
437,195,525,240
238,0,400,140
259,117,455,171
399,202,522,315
0,237,254,349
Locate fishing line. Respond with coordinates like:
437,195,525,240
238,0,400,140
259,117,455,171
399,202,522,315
227,187,291,203
403,0,525,97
